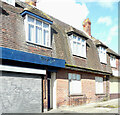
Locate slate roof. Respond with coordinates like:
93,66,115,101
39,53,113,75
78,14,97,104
15,0,52,22
2,0,119,74
93,39,120,58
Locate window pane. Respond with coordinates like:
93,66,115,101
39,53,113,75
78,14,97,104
43,23,49,29
43,30,49,46
73,41,76,54
72,74,76,80
36,20,42,26
77,43,81,56
28,16,34,23
68,73,72,80
36,26,42,44
28,24,34,41
82,39,85,44
46,31,50,46
76,74,80,80
78,37,81,41
73,35,76,40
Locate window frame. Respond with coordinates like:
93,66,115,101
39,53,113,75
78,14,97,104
95,76,104,94
110,55,116,68
68,73,82,95
98,46,107,64
24,14,51,48
70,34,86,58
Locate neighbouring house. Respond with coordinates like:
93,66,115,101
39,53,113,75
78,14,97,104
0,0,119,113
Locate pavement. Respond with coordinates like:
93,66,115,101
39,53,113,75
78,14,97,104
46,98,120,113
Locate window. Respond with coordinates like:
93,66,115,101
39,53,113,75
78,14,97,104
2,0,15,6
70,35,86,58
98,46,106,63
25,15,51,47
68,73,81,95
95,77,103,94
110,55,116,68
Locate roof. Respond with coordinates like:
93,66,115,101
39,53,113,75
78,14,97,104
1,0,115,74
93,39,120,58
15,0,53,22
107,48,120,58
94,39,108,48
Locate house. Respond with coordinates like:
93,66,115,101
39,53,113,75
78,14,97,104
92,39,120,99
0,0,119,113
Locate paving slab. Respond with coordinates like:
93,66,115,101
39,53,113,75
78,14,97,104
46,98,120,113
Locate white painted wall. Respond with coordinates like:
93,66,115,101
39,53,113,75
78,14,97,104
50,72,57,109
110,77,120,93
0,65,46,75
112,69,119,77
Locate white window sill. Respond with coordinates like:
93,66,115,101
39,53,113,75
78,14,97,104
111,66,117,68
73,54,86,59
95,93,105,95
69,94,84,96
101,62,107,65
26,41,52,49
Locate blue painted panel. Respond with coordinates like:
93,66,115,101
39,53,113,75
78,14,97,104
21,11,53,24
0,47,65,68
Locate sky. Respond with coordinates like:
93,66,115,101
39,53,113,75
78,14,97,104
21,0,119,53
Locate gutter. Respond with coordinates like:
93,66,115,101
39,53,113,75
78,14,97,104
65,64,112,75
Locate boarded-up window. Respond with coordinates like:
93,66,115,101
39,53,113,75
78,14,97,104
95,77,103,94
68,73,81,95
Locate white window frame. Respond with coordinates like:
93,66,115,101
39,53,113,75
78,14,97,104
70,35,86,58
68,73,81,95
110,55,116,68
2,0,15,6
98,46,107,64
24,15,51,48
95,77,103,94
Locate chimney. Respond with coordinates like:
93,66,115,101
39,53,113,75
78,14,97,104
25,0,37,6
83,18,91,36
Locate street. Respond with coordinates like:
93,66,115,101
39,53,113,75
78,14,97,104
46,98,120,113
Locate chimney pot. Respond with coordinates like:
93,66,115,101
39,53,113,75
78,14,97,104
25,0,37,6
83,18,91,36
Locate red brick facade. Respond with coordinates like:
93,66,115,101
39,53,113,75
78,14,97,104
56,69,109,107
1,1,119,112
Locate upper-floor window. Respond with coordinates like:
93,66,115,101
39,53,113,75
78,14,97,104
98,46,106,64
2,0,15,6
25,15,51,47
70,35,86,58
68,73,81,95
110,55,116,68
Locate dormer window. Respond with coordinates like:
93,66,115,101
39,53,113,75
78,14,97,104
24,15,51,47
2,0,15,6
70,35,86,58
21,10,53,48
98,46,107,64
110,55,116,68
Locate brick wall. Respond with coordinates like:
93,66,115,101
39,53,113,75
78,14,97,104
1,3,52,57
56,69,109,107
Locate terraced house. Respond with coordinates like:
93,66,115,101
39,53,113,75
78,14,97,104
0,0,120,113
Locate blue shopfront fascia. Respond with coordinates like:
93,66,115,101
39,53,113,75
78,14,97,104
0,47,65,68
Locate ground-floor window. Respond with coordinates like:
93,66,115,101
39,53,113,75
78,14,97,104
95,77,103,94
68,73,81,95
